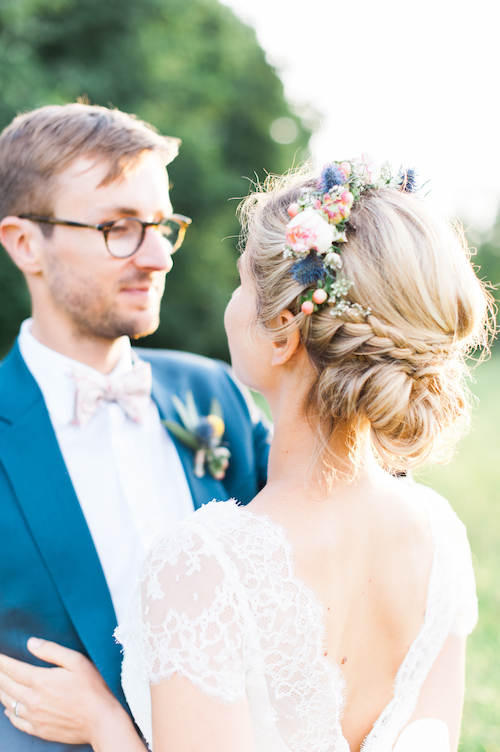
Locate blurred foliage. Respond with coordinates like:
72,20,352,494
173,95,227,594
0,0,310,359
467,209,500,316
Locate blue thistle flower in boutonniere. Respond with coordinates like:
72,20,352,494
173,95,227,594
163,391,231,480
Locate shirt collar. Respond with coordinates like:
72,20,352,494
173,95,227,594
18,318,135,426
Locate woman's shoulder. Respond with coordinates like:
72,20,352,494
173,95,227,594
401,476,468,540
402,478,476,601
374,473,474,580
149,498,266,544
405,477,478,636
142,499,285,580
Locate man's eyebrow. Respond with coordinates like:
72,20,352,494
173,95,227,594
97,206,172,219
99,206,139,217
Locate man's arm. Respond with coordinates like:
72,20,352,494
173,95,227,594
0,638,146,751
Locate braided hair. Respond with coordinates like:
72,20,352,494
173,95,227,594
238,168,493,473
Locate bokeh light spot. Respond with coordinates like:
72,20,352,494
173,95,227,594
270,117,298,144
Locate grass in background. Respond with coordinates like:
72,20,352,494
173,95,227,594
253,354,500,751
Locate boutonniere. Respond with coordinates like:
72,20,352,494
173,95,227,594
163,391,231,480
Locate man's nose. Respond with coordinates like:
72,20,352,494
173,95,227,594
133,226,173,272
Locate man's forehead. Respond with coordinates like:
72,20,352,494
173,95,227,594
60,155,109,181
56,153,169,188
52,153,172,216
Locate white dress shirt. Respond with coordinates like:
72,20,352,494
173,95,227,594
18,319,194,623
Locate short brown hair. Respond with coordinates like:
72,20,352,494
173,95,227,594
0,102,180,219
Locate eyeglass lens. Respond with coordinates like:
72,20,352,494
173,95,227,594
105,218,183,258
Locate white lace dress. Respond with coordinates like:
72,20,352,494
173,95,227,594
116,481,477,751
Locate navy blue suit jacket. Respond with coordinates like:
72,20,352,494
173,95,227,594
0,343,270,751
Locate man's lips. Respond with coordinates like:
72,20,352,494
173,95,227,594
119,275,165,301
121,286,152,295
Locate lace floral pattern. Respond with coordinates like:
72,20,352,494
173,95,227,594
116,482,477,751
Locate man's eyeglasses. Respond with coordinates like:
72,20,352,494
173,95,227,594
18,213,192,259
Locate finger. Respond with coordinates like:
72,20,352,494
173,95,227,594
4,707,35,737
0,653,40,687
0,668,31,702
0,687,14,711
27,638,88,672
0,686,23,714
0,689,25,719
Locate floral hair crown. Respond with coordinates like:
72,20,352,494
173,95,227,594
283,154,418,317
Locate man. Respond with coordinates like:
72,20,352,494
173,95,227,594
0,103,270,750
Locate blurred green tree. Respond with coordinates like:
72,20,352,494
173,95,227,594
0,0,310,359
468,212,500,309
464,213,500,352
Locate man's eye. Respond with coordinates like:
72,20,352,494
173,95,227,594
108,223,131,236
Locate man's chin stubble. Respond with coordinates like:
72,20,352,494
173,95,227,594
69,308,161,342
130,319,161,340
46,268,163,341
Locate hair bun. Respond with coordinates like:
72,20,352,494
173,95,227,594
238,165,493,472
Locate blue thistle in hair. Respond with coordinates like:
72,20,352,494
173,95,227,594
290,251,326,287
398,167,418,193
317,164,346,193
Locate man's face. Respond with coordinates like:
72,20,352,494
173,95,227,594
39,151,174,341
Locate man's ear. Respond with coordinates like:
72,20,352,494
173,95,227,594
0,217,44,274
271,310,301,366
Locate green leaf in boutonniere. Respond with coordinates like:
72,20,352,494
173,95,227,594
163,392,231,480
163,421,200,450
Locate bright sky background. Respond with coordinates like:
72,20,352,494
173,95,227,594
220,0,500,230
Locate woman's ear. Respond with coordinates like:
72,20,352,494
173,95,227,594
0,217,44,275
271,310,301,366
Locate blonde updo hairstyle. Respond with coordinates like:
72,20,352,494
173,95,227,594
239,167,493,473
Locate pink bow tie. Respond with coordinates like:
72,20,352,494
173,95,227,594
71,360,152,427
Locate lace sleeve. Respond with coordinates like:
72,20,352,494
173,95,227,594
124,518,249,704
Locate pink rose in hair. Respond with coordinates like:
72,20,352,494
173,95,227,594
285,209,335,253
321,191,354,224
339,162,351,180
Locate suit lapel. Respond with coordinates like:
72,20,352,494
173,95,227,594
0,345,125,703
146,358,228,510
0,343,230,705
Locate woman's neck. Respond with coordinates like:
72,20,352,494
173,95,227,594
263,378,367,502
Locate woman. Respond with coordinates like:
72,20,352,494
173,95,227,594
116,156,491,751
2,156,492,751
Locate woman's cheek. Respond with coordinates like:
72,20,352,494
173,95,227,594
223,289,239,342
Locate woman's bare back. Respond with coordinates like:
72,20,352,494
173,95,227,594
119,476,476,752
250,469,435,750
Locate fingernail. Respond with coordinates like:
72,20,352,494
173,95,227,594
27,637,43,649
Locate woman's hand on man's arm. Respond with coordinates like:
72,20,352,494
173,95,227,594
0,637,146,751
